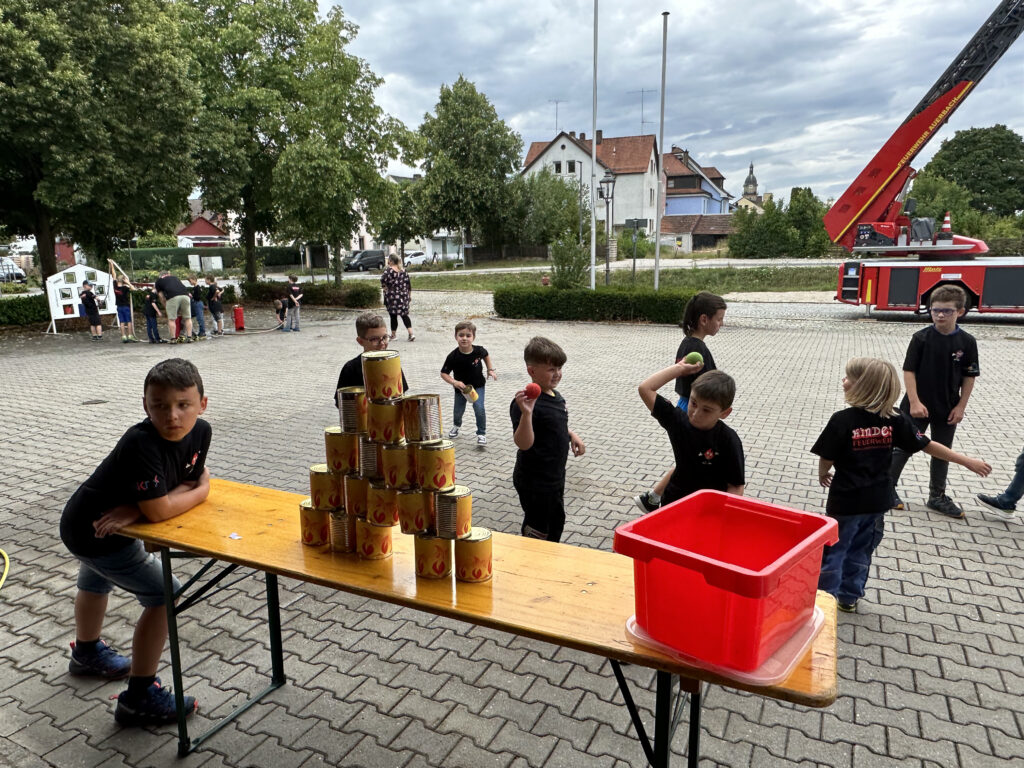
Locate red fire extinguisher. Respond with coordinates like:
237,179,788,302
233,305,245,331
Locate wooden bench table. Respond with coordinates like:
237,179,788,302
122,478,837,766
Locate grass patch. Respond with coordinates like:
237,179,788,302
411,265,837,293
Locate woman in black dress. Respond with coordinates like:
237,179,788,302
381,254,414,341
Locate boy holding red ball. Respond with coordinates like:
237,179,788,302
510,337,585,542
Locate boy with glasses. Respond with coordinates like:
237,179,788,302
333,311,409,405
890,285,979,518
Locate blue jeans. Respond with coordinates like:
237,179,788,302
75,540,180,608
818,512,884,604
452,384,486,435
191,300,206,336
993,446,1024,507
145,316,160,341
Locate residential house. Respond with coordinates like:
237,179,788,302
659,215,734,253
662,147,733,215
522,130,660,233
176,199,232,247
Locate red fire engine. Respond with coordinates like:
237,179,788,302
825,1,1024,313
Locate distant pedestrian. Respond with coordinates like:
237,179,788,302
187,276,208,340
112,277,139,343
283,275,302,332
80,280,103,341
142,288,164,343
381,254,414,341
154,270,193,343
205,275,224,336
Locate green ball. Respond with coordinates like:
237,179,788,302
683,351,704,365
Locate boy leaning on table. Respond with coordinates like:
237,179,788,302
60,358,211,726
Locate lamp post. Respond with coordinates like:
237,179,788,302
577,163,585,245
599,170,615,286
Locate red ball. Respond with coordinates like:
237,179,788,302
524,383,541,400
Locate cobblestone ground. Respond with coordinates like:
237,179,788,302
1,292,1022,768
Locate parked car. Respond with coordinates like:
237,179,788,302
343,249,386,271
404,251,428,266
0,256,27,283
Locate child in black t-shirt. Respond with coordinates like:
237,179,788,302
274,299,287,329
638,365,745,505
112,277,139,343
333,311,409,406
635,291,728,514
205,275,224,335
510,337,585,542
141,288,164,343
80,280,103,340
441,320,497,446
60,358,212,725
890,285,980,518
813,358,989,613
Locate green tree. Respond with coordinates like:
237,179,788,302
137,231,179,249
373,177,429,258
0,0,199,279
924,125,1024,217
549,233,590,289
786,188,832,258
728,198,797,258
419,77,523,261
520,170,587,246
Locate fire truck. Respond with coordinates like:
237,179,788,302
824,1,1024,314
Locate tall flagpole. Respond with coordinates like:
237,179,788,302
590,0,598,290
654,11,668,291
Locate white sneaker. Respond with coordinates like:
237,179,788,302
477,434,487,445
448,426,459,438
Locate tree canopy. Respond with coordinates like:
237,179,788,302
924,125,1024,217
0,0,199,277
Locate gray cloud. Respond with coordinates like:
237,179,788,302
326,0,1024,203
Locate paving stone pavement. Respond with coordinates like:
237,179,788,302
1,292,1022,768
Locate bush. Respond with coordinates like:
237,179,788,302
240,279,381,308
111,246,303,271
549,235,589,289
494,285,693,324
0,293,49,325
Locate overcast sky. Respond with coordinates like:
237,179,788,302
321,0,1023,204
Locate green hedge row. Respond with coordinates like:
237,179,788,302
0,293,49,325
493,285,694,324
240,280,381,308
114,246,303,270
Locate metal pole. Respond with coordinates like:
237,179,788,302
578,165,584,245
654,11,669,291
590,0,598,290
604,196,611,286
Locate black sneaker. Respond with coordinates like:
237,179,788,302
977,493,1016,521
890,492,905,511
114,678,197,726
68,640,131,679
837,601,858,613
633,491,660,514
926,495,964,519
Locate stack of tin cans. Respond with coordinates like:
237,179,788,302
297,349,492,584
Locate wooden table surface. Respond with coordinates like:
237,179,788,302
122,478,837,707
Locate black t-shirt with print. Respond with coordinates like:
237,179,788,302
900,325,979,418
333,353,409,406
287,283,302,307
441,345,489,389
79,288,98,314
510,390,571,490
812,407,929,516
113,284,131,307
673,337,715,400
60,419,212,557
142,291,159,318
154,275,189,299
206,283,222,311
652,394,744,504
191,283,204,302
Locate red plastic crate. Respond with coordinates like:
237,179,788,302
614,491,838,672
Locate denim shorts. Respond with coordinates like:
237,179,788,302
116,306,132,323
75,540,179,607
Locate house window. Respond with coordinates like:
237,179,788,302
668,179,676,188
554,161,562,174
648,219,653,231
650,189,654,205
568,160,576,174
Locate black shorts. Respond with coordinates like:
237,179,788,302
86,312,101,326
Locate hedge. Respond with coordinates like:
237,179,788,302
112,246,303,270
493,285,694,324
0,293,49,325
240,279,381,308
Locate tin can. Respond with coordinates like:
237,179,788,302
309,463,343,510
367,398,405,444
416,439,456,491
367,482,399,527
436,485,472,539
397,488,435,534
403,394,444,443
299,498,330,547
462,385,479,403
359,435,384,481
337,386,368,433
344,473,369,519
455,527,493,583
361,350,404,401
325,426,360,474
330,512,357,553
381,442,417,489
414,534,453,579
356,517,392,560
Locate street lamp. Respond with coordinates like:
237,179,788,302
599,170,615,286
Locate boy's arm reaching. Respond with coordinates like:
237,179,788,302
484,354,497,380
440,372,465,390
638,362,703,412
922,443,990,476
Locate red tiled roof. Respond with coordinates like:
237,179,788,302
524,132,657,175
659,214,735,236
178,217,228,237
662,153,696,176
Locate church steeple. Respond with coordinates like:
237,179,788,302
743,162,758,197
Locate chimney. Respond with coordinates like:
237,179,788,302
682,150,689,165
413,173,422,180
569,131,576,138
580,132,585,141
596,129,603,144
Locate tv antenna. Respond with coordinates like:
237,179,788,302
548,99,567,134
627,88,658,134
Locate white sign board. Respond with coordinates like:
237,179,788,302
44,264,115,334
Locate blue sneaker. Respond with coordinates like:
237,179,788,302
68,640,131,679
114,677,197,726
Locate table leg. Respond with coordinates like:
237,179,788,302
266,573,285,686
687,684,702,768
160,548,191,757
653,671,672,767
